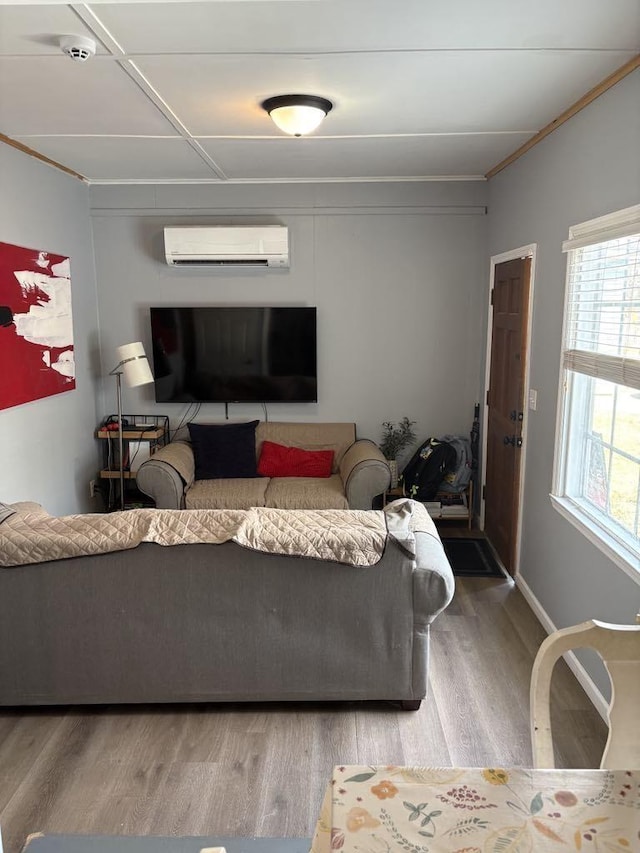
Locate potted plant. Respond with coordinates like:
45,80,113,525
380,417,417,488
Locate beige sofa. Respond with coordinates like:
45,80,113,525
136,421,391,511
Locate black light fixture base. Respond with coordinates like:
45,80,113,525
261,94,333,116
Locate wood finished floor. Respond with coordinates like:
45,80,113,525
0,576,607,853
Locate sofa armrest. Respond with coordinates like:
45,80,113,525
408,528,455,699
339,439,391,509
136,441,195,510
412,530,456,628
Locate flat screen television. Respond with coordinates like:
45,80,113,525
150,306,317,403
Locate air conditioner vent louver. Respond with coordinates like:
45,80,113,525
172,258,269,266
164,226,289,268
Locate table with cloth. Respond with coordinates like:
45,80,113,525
311,764,639,852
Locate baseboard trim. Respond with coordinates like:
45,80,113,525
515,575,609,723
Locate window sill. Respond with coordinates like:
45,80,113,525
550,494,640,585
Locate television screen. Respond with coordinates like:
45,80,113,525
150,306,317,403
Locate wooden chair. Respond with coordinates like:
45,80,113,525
530,618,640,769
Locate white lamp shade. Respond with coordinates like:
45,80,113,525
116,341,154,387
268,105,327,136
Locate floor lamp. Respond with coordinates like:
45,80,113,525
109,342,154,511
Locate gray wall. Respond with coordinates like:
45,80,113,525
488,71,640,693
0,145,101,515
89,181,488,460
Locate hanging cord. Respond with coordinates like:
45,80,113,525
169,402,201,443
261,401,269,422
127,440,142,471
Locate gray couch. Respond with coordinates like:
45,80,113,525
0,505,454,709
136,421,391,511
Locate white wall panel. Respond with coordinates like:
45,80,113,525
90,181,487,461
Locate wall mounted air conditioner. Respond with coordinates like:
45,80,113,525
164,225,289,268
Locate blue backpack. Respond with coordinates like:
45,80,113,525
437,434,473,493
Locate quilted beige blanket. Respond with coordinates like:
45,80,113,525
0,498,437,569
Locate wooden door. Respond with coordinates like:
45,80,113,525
484,257,531,575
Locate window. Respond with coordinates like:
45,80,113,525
552,205,640,575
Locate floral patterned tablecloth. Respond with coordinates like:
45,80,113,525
310,765,639,852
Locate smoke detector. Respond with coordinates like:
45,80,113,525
60,35,96,62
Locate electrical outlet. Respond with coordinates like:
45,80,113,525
89,479,97,498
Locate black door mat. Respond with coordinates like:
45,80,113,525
440,537,505,577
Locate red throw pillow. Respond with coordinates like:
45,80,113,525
257,441,334,478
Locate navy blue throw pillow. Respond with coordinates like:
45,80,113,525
188,421,259,480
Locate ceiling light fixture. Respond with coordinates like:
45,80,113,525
261,94,333,137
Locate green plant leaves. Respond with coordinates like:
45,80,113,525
344,771,376,783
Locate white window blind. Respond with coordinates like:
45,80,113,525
562,207,640,390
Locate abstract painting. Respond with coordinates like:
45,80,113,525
0,241,75,410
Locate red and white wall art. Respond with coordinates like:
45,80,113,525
0,241,75,411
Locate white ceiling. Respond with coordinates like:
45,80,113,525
0,0,638,185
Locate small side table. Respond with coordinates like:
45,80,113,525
383,485,406,506
434,481,473,530
383,483,473,530
96,414,169,510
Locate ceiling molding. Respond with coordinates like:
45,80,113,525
486,53,640,179
87,175,488,186
0,133,86,181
